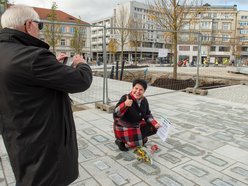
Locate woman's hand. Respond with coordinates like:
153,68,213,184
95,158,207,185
124,95,133,107
154,123,161,129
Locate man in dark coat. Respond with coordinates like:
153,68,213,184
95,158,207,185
0,5,92,186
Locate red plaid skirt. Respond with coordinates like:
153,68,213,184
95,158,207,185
113,120,157,148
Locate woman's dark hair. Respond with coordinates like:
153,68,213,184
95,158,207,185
132,79,147,90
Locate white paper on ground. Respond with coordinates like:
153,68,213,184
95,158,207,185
156,116,172,142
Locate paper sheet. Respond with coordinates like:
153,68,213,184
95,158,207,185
156,116,172,142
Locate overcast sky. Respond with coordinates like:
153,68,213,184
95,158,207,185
10,0,248,23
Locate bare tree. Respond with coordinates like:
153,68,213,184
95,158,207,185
114,4,130,80
148,0,201,79
129,18,143,66
70,17,87,55
44,2,61,54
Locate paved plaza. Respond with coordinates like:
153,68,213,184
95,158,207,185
0,67,248,185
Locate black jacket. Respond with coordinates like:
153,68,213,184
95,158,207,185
0,28,92,185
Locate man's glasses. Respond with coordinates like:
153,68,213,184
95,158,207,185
32,20,43,30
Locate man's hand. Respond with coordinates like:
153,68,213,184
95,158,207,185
56,53,67,62
72,54,86,68
124,95,133,107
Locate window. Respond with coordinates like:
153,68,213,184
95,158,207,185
182,23,189,30
210,46,216,51
179,46,190,51
240,37,248,42
240,21,248,26
212,22,218,30
193,46,198,51
219,46,230,52
60,39,66,46
180,34,189,42
222,23,230,30
61,26,66,33
241,16,248,19
240,30,248,34
241,47,248,51
201,21,211,29
222,35,230,42
70,27,75,34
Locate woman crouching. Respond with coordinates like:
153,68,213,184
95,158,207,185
113,79,160,151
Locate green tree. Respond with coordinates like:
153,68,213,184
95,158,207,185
44,2,61,53
70,17,86,55
107,38,118,63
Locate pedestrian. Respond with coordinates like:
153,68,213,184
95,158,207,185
0,5,92,186
113,79,160,151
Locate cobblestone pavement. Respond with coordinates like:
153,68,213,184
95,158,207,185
0,72,248,185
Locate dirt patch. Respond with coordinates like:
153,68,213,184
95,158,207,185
151,78,195,90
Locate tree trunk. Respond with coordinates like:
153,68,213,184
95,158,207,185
173,32,178,79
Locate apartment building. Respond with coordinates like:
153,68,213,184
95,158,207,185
91,1,248,65
91,16,113,62
236,10,248,63
91,1,168,63
179,5,238,64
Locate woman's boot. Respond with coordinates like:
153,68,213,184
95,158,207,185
115,139,129,151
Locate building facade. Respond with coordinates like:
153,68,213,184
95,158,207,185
33,7,90,57
91,1,248,65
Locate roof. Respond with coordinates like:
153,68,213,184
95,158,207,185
33,7,89,25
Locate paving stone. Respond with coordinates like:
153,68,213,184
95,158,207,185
70,178,100,186
173,160,247,186
81,156,141,186
1,156,15,185
126,161,195,186
174,131,225,151
222,163,248,185
214,145,248,165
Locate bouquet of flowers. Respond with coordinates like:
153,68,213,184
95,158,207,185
133,144,159,164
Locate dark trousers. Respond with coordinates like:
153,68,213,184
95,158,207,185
140,123,157,138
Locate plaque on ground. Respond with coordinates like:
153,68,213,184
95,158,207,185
211,178,233,186
133,162,160,175
108,173,128,186
159,153,181,164
94,160,109,170
84,128,96,135
203,155,228,167
157,175,183,186
92,135,109,143
231,167,248,177
183,164,208,177
176,144,205,156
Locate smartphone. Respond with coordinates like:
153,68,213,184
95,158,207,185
63,57,68,65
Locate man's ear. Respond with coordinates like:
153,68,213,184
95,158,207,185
24,20,32,34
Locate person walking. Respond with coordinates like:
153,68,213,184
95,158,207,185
113,79,160,151
0,5,92,186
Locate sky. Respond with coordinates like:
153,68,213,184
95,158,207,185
9,0,248,23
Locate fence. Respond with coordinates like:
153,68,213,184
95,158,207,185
39,22,245,105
